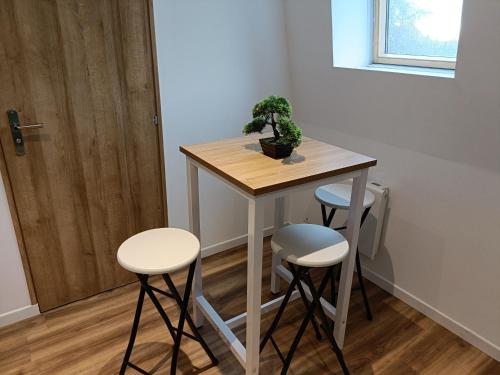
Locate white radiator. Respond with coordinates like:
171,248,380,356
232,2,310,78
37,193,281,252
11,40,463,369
329,180,389,260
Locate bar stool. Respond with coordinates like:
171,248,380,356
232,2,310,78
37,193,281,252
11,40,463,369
315,183,374,321
261,224,350,375
117,228,218,375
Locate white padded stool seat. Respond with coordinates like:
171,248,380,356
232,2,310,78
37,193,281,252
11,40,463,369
271,224,349,268
315,183,375,210
117,228,200,275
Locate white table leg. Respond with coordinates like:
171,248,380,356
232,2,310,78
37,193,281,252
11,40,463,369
271,196,286,294
246,198,265,375
187,158,203,327
334,169,368,348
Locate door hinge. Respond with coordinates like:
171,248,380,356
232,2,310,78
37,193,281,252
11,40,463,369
153,114,159,126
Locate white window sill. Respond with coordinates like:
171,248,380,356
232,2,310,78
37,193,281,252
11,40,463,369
333,63,455,79
363,64,455,79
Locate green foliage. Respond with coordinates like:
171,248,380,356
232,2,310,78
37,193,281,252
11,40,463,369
243,116,266,135
243,95,302,148
252,95,291,120
277,117,302,148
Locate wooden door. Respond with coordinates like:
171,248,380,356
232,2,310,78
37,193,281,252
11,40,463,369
0,0,167,311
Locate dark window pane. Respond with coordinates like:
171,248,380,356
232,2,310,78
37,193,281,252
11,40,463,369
386,0,463,59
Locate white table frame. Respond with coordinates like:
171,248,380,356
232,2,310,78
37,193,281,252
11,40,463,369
186,156,369,375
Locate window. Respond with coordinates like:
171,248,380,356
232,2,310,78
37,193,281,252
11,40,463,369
374,0,464,69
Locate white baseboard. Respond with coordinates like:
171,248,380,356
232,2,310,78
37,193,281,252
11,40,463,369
362,266,500,362
0,304,39,327
201,225,274,258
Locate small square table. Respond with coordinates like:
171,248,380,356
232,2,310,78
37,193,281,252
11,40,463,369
180,134,377,374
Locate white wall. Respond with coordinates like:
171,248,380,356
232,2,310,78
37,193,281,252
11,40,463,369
153,0,290,249
0,174,34,320
285,0,500,359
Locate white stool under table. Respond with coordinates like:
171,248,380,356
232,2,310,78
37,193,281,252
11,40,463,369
260,223,350,374
315,182,375,320
180,134,377,375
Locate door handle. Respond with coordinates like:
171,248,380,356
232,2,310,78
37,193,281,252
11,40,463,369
15,123,45,130
6,109,45,156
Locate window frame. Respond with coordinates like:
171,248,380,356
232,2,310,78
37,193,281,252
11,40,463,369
373,0,457,70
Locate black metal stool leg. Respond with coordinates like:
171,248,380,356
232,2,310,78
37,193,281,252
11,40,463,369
289,264,322,340
120,284,146,375
260,267,302,353
137,274,178,342
321,204,336,228
162,272,218,365
321,204,328,225
120,262,217,375
281,267,332,375
356,207,373,321
320,205,339,306
169,262,196,375
330,264,338,307
356,251,373,321
303,271,349,375
326,206,374,321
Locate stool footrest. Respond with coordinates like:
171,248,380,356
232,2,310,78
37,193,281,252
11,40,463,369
269,335,286,364
148,285,175,299
126,361,151,375
172,326,200,342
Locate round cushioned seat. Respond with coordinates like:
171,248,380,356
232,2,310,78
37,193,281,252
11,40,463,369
271,224,349,268
315,183,375,210
117,228,200,275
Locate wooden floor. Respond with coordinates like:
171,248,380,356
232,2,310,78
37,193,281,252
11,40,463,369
1,240,498,374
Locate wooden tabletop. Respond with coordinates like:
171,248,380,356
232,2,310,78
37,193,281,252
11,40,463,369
180,134,377,196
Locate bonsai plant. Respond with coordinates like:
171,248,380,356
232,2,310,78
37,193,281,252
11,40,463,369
243,95,302,159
